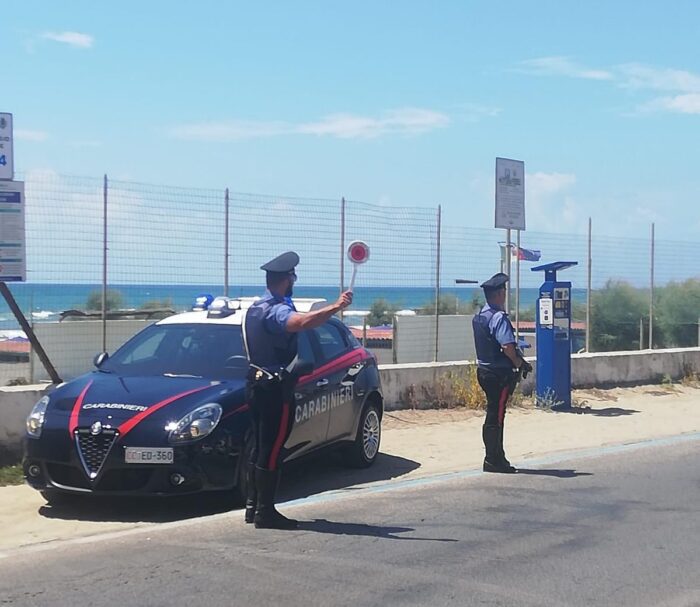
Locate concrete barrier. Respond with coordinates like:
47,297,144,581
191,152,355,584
378,347,700,411
1,348,699,465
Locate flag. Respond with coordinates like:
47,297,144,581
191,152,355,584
498,243,542,262
515,245,541,261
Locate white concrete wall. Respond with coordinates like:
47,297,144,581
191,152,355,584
392,315,537,363
394,315,476,363
0,384,51,466
31,320,156,383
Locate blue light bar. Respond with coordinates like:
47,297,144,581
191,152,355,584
192,294,214,311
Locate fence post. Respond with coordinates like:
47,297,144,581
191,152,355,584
639,317,644,350
649,222,655,349
434,204,442,362
101,174,108,353
224,188,229,297
586,217,592,352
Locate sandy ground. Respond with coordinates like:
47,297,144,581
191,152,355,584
0,383,698,556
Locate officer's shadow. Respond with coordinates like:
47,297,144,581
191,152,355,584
515,468,592,478
296,518,457,542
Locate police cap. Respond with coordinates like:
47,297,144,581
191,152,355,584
480,272,509,291
260,251,300,274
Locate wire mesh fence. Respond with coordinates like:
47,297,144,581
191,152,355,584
0,172,699,384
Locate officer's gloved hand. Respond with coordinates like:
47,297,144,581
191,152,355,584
520,360,533,379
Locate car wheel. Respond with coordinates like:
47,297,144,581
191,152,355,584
343,403,381,468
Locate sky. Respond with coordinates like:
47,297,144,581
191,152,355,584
3,0,700,251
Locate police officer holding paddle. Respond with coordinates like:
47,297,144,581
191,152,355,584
243,251,353,529
472,273,532,473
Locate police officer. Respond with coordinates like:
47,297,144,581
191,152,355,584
472,273,532,473
243,251,353,529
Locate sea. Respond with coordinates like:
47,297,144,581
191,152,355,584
0,283,588,332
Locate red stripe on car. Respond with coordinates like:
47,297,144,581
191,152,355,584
222,403,250,419
117,385,211,438
298,350,370,386
69,380,94,439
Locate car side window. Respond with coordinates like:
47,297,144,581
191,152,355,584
297,331,315,367
312,322,349,363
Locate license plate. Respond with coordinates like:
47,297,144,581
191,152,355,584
124,447,174,464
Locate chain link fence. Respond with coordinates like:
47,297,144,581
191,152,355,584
0,172,698,384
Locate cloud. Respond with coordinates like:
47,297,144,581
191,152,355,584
15,130,49,142
41,31,94,49
617,64,700,93
170,107,450,141
520,57,700,116
643,94,700,115
518,56,614,81
527,171,577,197
525,172,582,233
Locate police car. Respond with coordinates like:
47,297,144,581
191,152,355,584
23,296,384,503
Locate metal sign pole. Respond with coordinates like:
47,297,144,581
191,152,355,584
515,230,520,341
505,228,511,315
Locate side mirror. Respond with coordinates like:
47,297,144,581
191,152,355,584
94,352,109,368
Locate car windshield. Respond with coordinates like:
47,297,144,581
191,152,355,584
101,323,247,379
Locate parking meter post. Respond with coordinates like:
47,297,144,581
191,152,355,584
531,261,578,409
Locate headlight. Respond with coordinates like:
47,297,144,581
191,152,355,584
168,403,222,444
26,396,50,438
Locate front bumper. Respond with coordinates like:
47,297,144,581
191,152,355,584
23,437,241,497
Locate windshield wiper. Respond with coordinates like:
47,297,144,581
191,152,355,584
162,373,203,379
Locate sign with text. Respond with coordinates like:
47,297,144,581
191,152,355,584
0,113,14,181
0,181,26,281
495,157,525,230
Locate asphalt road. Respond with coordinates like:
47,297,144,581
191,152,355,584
1,437,699,607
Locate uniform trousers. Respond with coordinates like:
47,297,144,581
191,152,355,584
246,380,295,471
476,367,518,427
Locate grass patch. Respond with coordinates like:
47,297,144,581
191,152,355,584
0,465,24,487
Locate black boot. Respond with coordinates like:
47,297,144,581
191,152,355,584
497,426,516,473
244,461,256,524
482,425,516,474
253,467,298,530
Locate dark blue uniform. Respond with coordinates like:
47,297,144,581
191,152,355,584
473,302,518,427
242,250,302,529
244,290,298,471
473,273,520,473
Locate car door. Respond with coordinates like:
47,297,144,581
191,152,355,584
311,320,358,442
283,330,329,462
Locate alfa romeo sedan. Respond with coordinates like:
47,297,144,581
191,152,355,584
23,296,383,503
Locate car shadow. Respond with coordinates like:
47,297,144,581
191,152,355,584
279,452,422,502
37,453,421,524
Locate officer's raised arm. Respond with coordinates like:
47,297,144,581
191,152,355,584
285,291,353,333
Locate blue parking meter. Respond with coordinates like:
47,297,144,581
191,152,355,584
532,261,578,408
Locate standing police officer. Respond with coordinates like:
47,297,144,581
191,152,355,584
243,251,353,529
472,273,532,473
